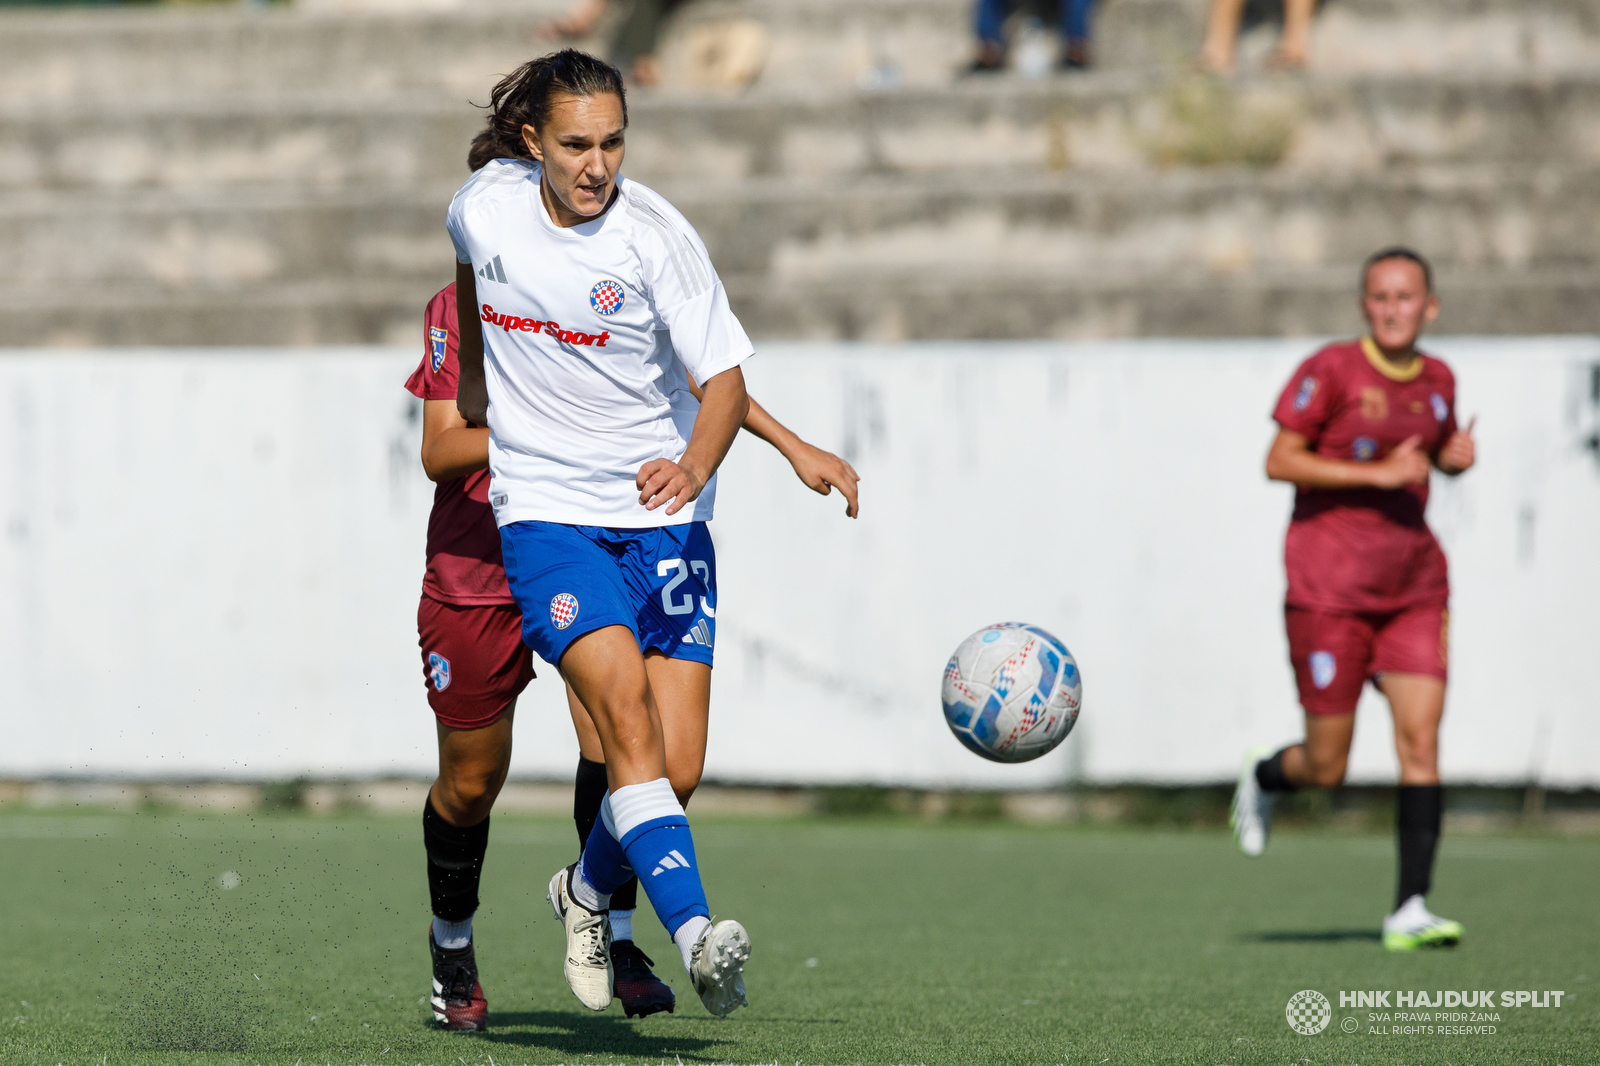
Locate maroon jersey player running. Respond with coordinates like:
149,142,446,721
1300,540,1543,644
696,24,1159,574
1230,247,1477,951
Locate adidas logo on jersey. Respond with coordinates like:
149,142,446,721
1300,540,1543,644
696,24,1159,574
480,304,610,347
650,849,692,877
477,255,507,284
679,619,713,647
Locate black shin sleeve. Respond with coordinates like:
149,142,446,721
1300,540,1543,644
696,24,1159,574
1396,784,1443,908
423,797,490,922
1254,747,1296,793
573,756,640,913
574,756,609,849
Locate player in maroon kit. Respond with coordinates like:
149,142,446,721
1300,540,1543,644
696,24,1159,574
1230,248,1477,951
411,130,860,1032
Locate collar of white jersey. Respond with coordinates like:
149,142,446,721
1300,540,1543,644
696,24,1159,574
520,161,628,240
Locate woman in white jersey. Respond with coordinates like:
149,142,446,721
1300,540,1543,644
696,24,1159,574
452,50,757,1017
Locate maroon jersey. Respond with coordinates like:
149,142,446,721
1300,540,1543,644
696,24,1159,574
403,284,512,605
1272,338,1458,614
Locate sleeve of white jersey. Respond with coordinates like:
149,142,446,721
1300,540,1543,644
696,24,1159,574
446,193,473,265
635,198,754,385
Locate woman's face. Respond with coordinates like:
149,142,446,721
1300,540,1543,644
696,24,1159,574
1362,258,1439,352
523,92,626,227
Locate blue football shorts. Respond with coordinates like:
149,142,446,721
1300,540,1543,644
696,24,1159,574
499,520,718,668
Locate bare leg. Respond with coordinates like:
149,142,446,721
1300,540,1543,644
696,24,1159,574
430,707,516,827
1278,711,1355,788
567,682,604,763
1270,0,1318,70
1198,0,1246,74
559,625,668,789
570,656,709,807
1378,672,1444,784
644,653,711,807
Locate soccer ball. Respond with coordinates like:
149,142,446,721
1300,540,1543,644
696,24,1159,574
941,623,1082,763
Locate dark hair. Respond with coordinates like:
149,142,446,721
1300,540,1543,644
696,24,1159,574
1362,246,1433,293
467,126,524,171
482,49,627,157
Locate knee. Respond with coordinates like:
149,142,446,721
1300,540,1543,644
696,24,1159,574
436,769,502,825
1303,753,1349,789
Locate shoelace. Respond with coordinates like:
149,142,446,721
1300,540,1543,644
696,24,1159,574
614,944,656,974
439,960,476,1001
572,911,610,967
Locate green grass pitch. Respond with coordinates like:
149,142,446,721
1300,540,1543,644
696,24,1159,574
2,809,1594,1065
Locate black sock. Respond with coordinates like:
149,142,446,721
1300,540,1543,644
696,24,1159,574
1254,747,1296,792
1396,784,1443,909
573,756,640,917
423,796,490,922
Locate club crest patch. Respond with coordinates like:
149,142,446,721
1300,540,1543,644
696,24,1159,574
550,593,580,630
1352,436,1377,462
429,326,448,372
1292,376,1318,411
1309,650,1337,690
589,279,626,317
1430,392,1449,422
428,652,451,692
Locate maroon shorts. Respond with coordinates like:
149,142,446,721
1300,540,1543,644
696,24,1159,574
1285,603,1448,716
417,596,536,729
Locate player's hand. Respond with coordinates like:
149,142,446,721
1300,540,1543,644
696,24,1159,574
1437,416,1476,474
1369,435,1431,489
637,457,705,516
787,442,861,518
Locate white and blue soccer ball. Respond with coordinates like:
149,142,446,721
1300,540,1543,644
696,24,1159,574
941,623,1083,763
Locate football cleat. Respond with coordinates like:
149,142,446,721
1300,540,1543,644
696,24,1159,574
428,926,488,1032
688,919,750,1018
612,939,676,1018
548,863,613,1010
1383,895,1464,951
1230,744,1278,857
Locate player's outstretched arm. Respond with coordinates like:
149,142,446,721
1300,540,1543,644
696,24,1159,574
741,397,860,518
683,377,861,518
454,262,489,426
420,400,490,482
639,366,749,515
1265,428,1431,491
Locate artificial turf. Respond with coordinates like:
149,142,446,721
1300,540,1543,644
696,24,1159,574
1,809,1594,1065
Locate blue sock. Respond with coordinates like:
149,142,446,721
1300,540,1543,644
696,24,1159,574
606,779,710,937
577,797,633,896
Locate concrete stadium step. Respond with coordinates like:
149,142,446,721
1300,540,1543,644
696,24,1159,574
4,167,1593,292
3,263,1592,348
722,264,1600,339
4,0,1598,107
7,72,1598,192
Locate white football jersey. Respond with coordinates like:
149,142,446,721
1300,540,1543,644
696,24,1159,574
446,159,754,528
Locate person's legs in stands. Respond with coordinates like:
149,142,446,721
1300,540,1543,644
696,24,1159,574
1059,0,1095,68
1197,0,1246,74
969,0,1013,72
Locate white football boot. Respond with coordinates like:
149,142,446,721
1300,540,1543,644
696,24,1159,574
547,864,613,1010
1230,745,1278,857
1383,895,1464,951
688,919,750,1018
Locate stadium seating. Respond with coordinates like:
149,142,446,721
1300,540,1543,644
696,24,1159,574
1,0,1596,344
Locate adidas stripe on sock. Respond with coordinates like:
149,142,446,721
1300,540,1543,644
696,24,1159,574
602,779,711,939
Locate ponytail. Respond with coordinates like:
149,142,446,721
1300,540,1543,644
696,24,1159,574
481,49,627,158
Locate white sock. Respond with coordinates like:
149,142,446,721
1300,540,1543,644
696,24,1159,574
673,915,711,972
611,908,634,941
432,915,472,950
569,865,610,913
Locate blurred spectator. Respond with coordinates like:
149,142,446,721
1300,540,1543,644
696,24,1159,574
1198,0,1318,74
545,0,689,87
968,0,1098,74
